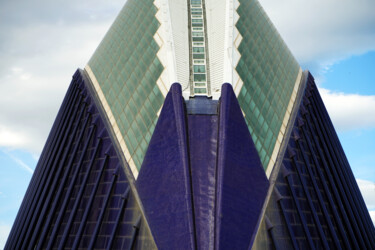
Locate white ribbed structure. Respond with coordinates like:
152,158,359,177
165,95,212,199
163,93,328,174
206,0,226,99
205,0,243,99
153,0,244,100
168,0,190,98
153,0,190,98
154,0,179,97
231,0,243,97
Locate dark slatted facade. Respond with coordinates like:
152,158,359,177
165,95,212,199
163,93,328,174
6,69,375,250
253,73,375,249
5,70,156,250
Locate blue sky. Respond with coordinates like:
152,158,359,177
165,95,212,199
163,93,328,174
1,0,375,247
318,51,375,183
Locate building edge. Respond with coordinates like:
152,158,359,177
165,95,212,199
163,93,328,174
5,69,158,249
81,68,158,245
250,69,309,248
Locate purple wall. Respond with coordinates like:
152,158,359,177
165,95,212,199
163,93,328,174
137,83,269,249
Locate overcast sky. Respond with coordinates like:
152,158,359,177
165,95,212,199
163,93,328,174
0,0,125,153
1,0,375,247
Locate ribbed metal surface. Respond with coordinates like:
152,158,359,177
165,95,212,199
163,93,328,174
253,72,375,249
5,70,156,250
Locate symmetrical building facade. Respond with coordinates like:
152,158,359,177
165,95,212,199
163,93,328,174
6,0,375,249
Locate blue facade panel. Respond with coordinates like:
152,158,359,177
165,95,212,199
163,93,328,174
188,114,218,250
136,83,269,249
216,84,269,249
136,83,196,250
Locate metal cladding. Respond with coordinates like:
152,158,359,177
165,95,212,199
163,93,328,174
136,83,196,249
252,73,375,249
5,70,156,250
136,83,269,249
6,0,375,249
6,72,375,249
216,84,269,249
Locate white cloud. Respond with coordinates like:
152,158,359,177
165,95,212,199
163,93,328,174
0,224,11,250
370,211,375,226
319,88,375,131
0,0,123,154
357,179,375,225
0,128,28,148
260,0,375,74
0,22,110,153
356,179,375,210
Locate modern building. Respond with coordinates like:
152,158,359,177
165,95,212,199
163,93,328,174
5,0,375,249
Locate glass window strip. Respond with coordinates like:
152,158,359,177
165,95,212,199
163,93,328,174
189,0,208,96
194,82,207,87
192,32,204,37
193,47,205,53
192,37,204,42
192,23,203,27
194,88,207,94
193,59,205,64
193,53,205,59
194,65,206,73
192,19,203,23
